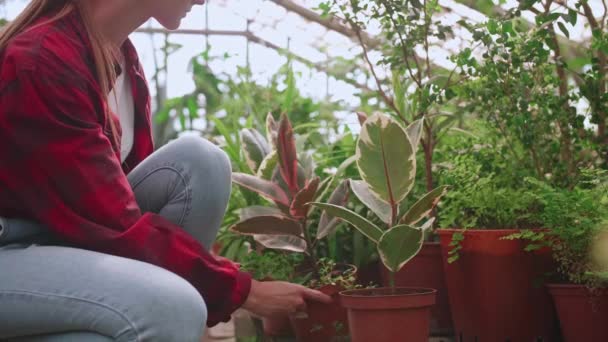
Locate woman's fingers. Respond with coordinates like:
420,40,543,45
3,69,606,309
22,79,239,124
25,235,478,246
302,287,333,304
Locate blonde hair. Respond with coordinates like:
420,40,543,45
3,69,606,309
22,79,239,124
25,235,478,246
0,0,119,145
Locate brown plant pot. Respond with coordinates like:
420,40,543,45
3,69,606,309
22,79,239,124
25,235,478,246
380,242,454,336
262,315,294,337
289,284,349,342
548,284,608,342
438,229,559,341
340,287,436,342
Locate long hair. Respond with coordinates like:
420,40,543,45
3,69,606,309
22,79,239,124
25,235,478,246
0,0,119,145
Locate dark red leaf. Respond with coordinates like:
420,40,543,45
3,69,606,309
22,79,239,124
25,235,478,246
277,113,299,195
290,177,320,218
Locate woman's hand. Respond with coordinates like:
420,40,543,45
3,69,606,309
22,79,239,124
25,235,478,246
241,280,333,318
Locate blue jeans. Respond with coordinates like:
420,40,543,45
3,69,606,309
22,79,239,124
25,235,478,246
0,135,233,341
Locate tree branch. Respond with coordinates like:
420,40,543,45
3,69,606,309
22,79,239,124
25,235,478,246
354,27,405,121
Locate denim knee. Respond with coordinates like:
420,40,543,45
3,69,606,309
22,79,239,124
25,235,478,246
172,135,232,177
129,268,208,341
170,135,232,200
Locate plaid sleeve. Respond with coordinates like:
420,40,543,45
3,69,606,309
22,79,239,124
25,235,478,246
0,52,250,326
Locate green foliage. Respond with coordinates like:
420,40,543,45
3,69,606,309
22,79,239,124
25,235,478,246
306,258,359,290
455,2,607,186
240,250,304,282
312,113,447,278
230,114,354,279
529,175,608,286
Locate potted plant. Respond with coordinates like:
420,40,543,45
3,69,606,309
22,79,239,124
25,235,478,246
358,112,454,336
311,113,448,342
230,113,356,341
436,140,560,341
521,173,608,342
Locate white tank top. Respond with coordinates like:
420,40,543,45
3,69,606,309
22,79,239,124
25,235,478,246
108,63,135,163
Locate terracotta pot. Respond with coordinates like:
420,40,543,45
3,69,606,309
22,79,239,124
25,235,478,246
438,229,559,342
289,284,349,342
548,284,608,341
340,287,436,342
380,242,453,336
262,315,294,337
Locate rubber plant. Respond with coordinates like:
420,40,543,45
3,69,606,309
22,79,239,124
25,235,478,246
232,113,356,341
230,112,350,276
311,112,448,287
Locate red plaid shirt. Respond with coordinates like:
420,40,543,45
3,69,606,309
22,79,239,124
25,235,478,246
0,10,250,326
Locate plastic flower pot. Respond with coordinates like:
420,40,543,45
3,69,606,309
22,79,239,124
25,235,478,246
548,284,608,342
340,287,436,342
262,315,294,337
380,242,453,336
289,284,349,342
438,229,559,341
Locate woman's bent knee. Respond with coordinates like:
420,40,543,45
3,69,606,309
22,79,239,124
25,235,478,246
133,269,207,341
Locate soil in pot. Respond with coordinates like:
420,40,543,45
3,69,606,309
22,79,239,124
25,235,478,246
340,287,436,342
380,242,453,336
439,229,559,342
549,284,608,342
289,284,349,342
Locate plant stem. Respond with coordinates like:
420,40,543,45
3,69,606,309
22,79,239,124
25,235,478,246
302,217,320,278
389,271,396,290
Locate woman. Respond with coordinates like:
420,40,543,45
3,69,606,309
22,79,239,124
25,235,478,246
0,1,330,341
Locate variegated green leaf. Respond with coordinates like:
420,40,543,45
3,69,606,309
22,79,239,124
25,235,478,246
241,128,271,172
350,180,392,224
378,225,424,273
317,180,350,240
309,203,383,243
254,234,307,253
356,113,416,206
406,118,424,152
356,111,368,126
420,217,436,232
257,150,278,180
400,186,449,226
232,173,289,206
230,215,303,237
266,113,279,147
315,176,334,202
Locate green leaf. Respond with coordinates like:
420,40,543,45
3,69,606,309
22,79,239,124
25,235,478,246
568,9,577,25
282,66,296,113
241,128,271,172
406,118,424,152
356,113,416,206
557,22,570,39
290,177,320,218
400,186,449,225
257,151,278,180
232,173,290,206
336,155,357,177
309,203,383,243
230,215,303,237
350,180,392,224
254,234,307,253
378,225,424,272
317,180,350,239
277,114,299,195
